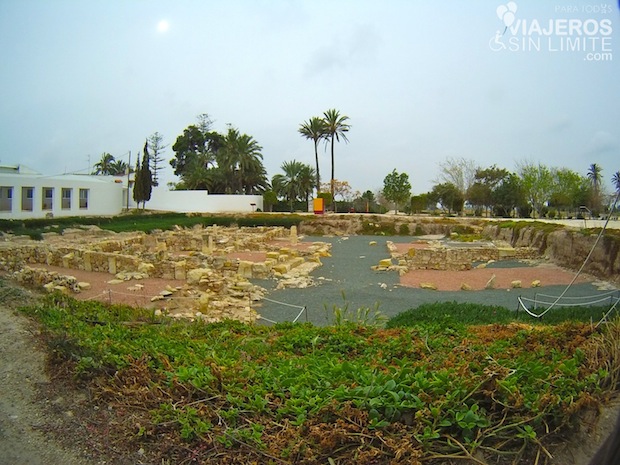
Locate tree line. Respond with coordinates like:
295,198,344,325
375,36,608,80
92,111,618,217
382,159,620,219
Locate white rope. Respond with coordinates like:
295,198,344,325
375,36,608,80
258,297,307,323
518,190,620,319
535,289,619,301
292,307,307,323
262,296,305,310
520,294,619,308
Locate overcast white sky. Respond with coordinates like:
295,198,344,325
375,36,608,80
1,0,618,195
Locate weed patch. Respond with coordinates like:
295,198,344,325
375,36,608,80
19,294,620,464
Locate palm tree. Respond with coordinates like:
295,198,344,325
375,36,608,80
272,160,314,212
93,152,115,175
612,171,620,192
109,159,129,176
298,117,327,194
219,127,265,194
322,109,351,202
587,163,603,213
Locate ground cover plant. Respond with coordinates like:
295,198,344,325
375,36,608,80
0,212,304,238
21,294,620,464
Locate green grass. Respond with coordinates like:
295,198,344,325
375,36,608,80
0,212,304,238
20,293,620,464
386,301,614,329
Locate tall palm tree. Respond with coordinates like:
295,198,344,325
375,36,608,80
587,163,603,213
298,117,327,194
93,152,115,175
612,171,620,192
322,109,350,202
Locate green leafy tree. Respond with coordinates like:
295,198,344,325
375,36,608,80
382,169,412,213
299,116,327,194
492,173,525,217
429,182,463,214
549,168,588,218
322,109,351,202
410,193,430,214
517,161,554,218
467,165,510,216
170,114,223,182
262,189,278,212
358,190,377,213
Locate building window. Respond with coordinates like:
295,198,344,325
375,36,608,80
42,187,53,210
21,187,34,211
61,188,72,209
79,188,89,209
0,186,13,212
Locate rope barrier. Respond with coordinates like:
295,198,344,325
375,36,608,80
517,190,620,319
257,296,307,324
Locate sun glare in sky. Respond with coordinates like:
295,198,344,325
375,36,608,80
156,20,169,33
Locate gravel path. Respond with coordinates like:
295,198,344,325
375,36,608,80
254,236,614,326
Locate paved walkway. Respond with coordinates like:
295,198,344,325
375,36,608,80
253,236,615,326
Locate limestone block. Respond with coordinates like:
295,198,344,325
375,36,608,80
273,263,291,274
511,280,522,289
251,262,271,278
108,256,117,275
498,247,516,259
289,257,305,269
187,267,211,285
420,282,437,290
290,225,298,245
174,260,187,280
407,248,416,257
369,241,377,246
83,252,92,272
460,283,472,291
62,252,74,268
485,274,497,290
107,279,125,285
138,262,155,276
378,258,393,268
77,282,91,290
266,252,280,260
237,260,254,278
531,279,541,288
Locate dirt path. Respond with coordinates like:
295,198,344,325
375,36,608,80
0,285,100,465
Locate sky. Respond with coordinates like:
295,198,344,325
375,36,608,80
1,0,619,196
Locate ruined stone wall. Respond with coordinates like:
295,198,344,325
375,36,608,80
483,224,620,285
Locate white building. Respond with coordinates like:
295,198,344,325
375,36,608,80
0,165,125,220
0,164,264,219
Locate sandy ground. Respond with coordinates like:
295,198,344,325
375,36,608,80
399,263,592,291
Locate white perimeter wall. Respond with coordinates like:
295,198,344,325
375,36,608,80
0,174,124,220
138,186,264,213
